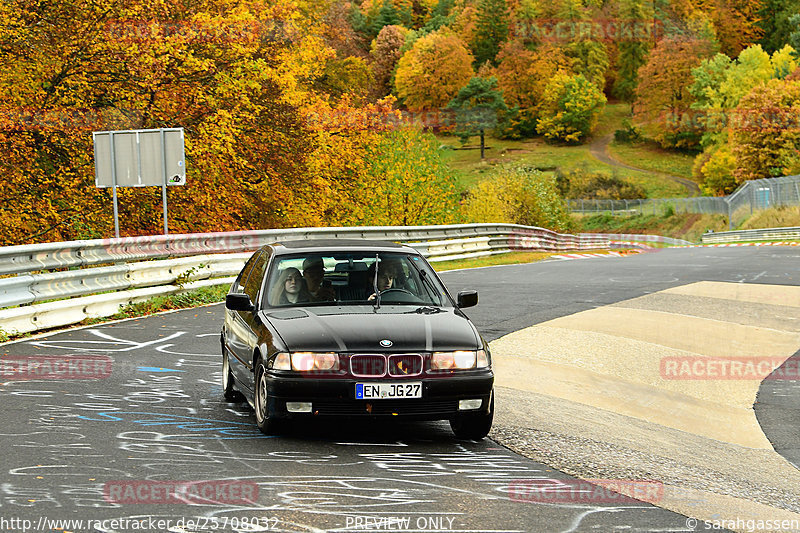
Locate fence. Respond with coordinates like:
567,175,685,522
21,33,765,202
569,174,800,229
0,224,641,337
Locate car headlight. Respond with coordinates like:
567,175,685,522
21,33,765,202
290,352,339,372
431,350,488,370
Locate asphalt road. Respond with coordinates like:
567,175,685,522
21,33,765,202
2,245,797,533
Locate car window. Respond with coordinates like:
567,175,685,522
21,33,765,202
243,251,267,303
232,250,260,294
264,252,451,307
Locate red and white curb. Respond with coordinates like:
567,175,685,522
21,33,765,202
550,251,644,260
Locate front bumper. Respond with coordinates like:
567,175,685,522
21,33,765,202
265,371,494,420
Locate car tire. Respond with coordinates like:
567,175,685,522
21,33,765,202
221,349,242,402
254,362,282,435
450,393,494,440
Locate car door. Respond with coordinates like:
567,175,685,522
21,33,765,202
225,250,267,393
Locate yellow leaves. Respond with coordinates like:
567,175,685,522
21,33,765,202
394,31,474,111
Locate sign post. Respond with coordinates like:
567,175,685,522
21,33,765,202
93,128,186,237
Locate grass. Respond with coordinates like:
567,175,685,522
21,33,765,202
607,140,698,181
438,102,694,199
576,212,729,242
739,206,800,230
432,251,558,271
96,285,229,322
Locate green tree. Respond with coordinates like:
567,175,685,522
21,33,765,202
423,0,456,33
758,0,800,53
612,0,652,101
471,0,509,67
371,0,401,37
536,72,606,144
358,128,461,225
790,14,800,57
446,76,508,158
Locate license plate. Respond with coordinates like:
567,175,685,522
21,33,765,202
355,382,422,399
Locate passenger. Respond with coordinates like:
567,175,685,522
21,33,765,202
270,267,310,305
302,257,335,301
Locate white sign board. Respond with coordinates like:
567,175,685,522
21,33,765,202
93,128,185,187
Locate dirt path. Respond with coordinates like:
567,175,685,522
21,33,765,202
589,133,701,196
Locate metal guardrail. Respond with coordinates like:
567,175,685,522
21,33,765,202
584,233,692,247
0,224,656,337
700,226,800,244
0,223,600,276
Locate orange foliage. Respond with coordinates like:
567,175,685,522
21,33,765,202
633,37,716,148
492,40,573,110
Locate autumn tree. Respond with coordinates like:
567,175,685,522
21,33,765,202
492,41,572,138
446,76,508,158
536,72,606,144
633,37,716,148
315,56,376,102
471,0,510,67
462,165,572,231
493,41,573,110
0,0,354,243
730,78,800,183
393,30,474,110
693,144,738,195
319,0,370,59
370,25,409,96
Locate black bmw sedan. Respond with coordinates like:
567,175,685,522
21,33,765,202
221,240,494,439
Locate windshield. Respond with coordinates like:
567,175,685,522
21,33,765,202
264,252,450,308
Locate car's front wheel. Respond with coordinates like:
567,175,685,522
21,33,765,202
254,362,281,435
450,393,494,440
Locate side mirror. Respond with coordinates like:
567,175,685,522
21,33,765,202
226,293,255,312
457,290,478,309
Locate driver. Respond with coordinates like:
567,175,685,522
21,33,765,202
366,260,400,300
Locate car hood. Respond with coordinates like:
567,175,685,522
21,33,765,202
261,307,481,353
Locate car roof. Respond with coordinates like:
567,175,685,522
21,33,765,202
266,239,416,255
